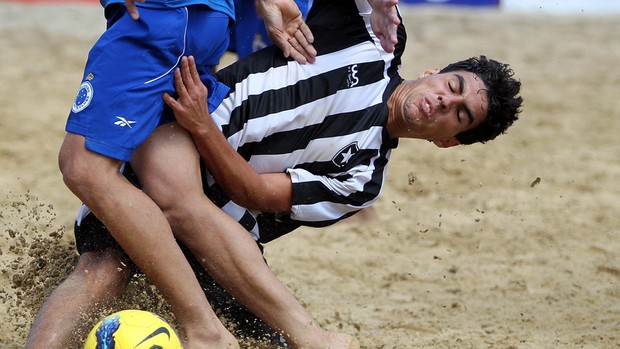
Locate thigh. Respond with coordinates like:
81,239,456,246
130,123,203,209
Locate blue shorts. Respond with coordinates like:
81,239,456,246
66,5,231,161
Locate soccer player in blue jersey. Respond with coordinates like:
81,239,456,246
43,0,317,348
57,1,238,347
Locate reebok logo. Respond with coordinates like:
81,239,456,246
114,116,137,128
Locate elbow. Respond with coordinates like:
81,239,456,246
229,188,290,213
228,189,255,209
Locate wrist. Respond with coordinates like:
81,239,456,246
189,122,212,140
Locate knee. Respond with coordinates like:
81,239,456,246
71,249,132,300
159,202,192,239
58,135,120,196
58,152,89,192
158,197,210,244
58,136,91,191
140,179,198,236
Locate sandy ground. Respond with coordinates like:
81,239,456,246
1,2,619,348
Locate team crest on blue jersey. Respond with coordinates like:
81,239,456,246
332,142,359,168
72,80,94,113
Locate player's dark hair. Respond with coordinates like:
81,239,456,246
440,55,523,145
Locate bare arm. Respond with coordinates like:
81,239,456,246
163,56,293,213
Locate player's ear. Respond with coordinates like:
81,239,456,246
418,68,441,79
432,138,460,148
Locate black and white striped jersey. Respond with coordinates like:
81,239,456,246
205,0,407,243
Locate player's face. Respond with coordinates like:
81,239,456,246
389,70,488,147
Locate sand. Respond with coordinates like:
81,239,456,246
1,3,619,348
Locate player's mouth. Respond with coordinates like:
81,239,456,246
419,98,433,119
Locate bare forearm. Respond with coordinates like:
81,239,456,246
189,122,268,208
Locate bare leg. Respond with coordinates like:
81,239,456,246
132,124,359,349
25,248,132,349
58,133,238,349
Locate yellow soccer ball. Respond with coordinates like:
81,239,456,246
84,309,183,349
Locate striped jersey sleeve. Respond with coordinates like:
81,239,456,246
207,0,406,242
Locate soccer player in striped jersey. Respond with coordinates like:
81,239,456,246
136,0,521,347
150,0,521,342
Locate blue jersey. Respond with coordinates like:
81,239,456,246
101,0,235,21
